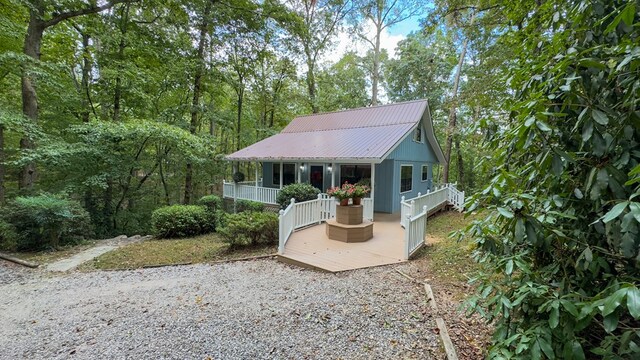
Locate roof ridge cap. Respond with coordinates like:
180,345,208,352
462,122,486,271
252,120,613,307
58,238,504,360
292,99,427,119
282,120,417,133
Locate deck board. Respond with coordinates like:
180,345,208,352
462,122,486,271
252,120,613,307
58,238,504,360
279,213,407,272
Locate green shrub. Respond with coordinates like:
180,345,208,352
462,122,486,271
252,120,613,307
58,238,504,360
197,195,223,213
276,183,320,209
235,199,265,213
1,194,93,251
218,211,278,248
0,219,18,251
151,205,213,238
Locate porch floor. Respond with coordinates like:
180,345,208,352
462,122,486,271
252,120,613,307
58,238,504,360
278,213,407,273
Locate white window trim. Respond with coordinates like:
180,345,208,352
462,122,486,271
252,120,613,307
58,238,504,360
400,164,413,194
421,164,429,182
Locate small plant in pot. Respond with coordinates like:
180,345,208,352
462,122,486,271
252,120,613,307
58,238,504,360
232,171,245,183
352,184,370,205
327,182,356,206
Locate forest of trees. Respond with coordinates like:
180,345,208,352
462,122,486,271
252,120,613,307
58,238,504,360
1,0,639,358
0,0,489,236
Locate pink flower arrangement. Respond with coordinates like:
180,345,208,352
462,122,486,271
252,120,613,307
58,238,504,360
327,182,370,200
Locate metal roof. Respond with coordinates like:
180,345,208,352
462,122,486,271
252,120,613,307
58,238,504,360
226,99,445,163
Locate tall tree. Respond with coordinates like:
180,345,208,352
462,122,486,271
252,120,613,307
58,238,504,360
442,10,475,183
284,0,351,113
184,2,211,205
18,0,129,190
351,0,425,105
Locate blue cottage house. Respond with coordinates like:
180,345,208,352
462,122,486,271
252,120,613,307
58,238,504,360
224,99,446,214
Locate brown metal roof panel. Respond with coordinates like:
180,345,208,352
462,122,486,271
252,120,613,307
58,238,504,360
226,123,415,161
282,100,427,133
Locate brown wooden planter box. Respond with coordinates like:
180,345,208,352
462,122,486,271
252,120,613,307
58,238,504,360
335,204,363,225
325,219,373,243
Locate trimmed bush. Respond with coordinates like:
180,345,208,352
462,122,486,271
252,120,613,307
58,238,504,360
236,199,265,213
218,211,278,248
276,183,320,209
0,194,93,251
197,195,223,213
151,205,213,238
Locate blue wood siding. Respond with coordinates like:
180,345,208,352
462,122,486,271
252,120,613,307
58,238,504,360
387,127,439,162
374,160,394,213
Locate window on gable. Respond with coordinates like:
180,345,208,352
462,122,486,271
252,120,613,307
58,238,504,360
422,165,428,181
400,165,412,193
413,124,423,143
273,163,295,186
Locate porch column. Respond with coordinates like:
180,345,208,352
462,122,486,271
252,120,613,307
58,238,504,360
297,162,301,183
370,162,375,211
279,162,283,189
331,162,336,188
255,162,259,200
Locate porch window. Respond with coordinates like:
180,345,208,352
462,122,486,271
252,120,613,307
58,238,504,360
400,165,412,193
340,164,371,186
273,163,295,186
421,165,428,181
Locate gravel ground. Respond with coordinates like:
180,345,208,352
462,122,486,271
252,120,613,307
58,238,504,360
0,260,440,359
0,261,38,286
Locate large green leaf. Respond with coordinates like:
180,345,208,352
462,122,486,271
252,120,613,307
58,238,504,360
602,202,628,223
627,288,640,319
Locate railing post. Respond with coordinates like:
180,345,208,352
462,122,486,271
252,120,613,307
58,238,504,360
410,199,415,217
317,193,323,224
278,209,285,254
404,215,411,260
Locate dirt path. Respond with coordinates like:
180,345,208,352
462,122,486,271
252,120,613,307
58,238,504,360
44,235,148,272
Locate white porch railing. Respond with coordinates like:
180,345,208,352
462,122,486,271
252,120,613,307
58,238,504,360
278,194,337,254
278,194,376,254
222,180,280,205
404,206,428,259
363,198,374,221
447,184,465,212
401,183,465,259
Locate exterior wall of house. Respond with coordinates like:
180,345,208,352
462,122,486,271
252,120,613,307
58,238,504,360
383,127,439,213
259,126,440,213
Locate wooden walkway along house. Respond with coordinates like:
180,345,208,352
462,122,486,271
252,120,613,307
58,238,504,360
224,100,465,272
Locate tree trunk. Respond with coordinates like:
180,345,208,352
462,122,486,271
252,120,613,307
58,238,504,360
443,12,475,183
19,5,45,191
305,49,318,113
80,32,92,123
184,3,210,205
455,137,464,190
113,3,130,122
371,13,382,106
236,87,244,151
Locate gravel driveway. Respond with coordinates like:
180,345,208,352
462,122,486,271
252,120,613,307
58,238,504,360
0,260,439,359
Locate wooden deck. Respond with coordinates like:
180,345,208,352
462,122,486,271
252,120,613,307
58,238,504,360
278,213,407,273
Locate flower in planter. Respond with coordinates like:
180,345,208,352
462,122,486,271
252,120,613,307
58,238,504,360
353,184,370,198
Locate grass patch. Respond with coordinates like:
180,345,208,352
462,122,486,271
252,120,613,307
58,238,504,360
82,233,276,270
414,211,483,284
